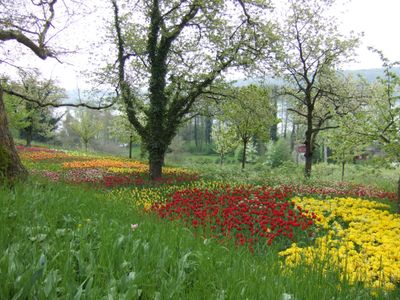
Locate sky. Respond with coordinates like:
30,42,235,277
339,0,400,70
19,0,400,90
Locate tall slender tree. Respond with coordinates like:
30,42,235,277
211,121,238,166
270,0,359,178
343,50,400,212
70,109,103,152
218,85,275,169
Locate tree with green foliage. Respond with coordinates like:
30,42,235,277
266,139,292,168
71,109,103,152
211,121,238,166
109,114,141,158
14,72,66,146
111,0,275,179
219,85,275,169
270,0,360,178
3,92,30,135
343,50,400,212
322,129,366,181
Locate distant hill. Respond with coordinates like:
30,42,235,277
63,89,115,105
234,67,400,87
342,67,400,82
64,67,400,101
65,90,80,103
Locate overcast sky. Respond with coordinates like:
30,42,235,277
28,0,400,90
339,0,400,69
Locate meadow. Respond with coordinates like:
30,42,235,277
1,145,399,299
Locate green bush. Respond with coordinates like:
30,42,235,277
265,139,292,168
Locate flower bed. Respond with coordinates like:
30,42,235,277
16,145,59,153
151,187,317,248
280,183,396,202
17,145,71,161
279,196,400,291
63,159,146,169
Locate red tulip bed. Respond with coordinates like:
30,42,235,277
151,186,320,250
16,145,58,153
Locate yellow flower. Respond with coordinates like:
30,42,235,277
280,196,400,292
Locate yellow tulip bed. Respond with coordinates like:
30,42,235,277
63,159,146,169
279,196,400,291
108,180,227,210
107,166,196,177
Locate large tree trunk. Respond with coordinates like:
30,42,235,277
0,88,28,183
129,134,133,159
25,125,33,147
304,100,315,179
241,138,247,170
304,126,313,178
149,150,165,180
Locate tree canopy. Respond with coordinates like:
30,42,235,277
111,0,276,179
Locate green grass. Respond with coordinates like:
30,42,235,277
1,180,397,299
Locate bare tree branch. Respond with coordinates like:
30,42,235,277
3,87,116,110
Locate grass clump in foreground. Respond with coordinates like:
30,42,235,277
1,180,396,299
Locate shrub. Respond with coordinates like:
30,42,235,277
265,139,292,168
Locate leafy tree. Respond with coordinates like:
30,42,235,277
266,139,292,168
71,109,103,152
111,0,275,179
58,109,81,147
270,0,360,178
14,71,66,146
211,121,238,166
322,129,366,181
343,50,400,211
219,85,276,169
109,114,140,158
3,91,29,135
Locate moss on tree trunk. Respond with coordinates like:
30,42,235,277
0,88,28,184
